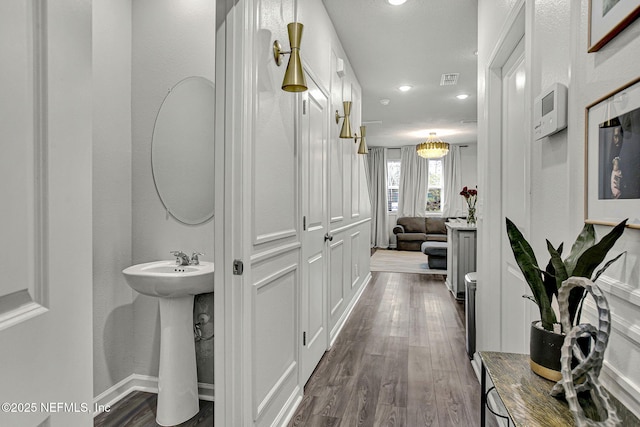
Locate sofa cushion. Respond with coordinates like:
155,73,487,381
425,217,447,234
397,217,426,233
397,232,428,242
426,234,447,242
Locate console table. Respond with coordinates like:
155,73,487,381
445,222,477,300
479,351,640,426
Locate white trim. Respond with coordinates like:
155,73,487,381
330,217,371,235
250,242,301,264
276,389,303,427
93,374,214,417
596,275,640,309
329,272,371,346
255,361,297,418
254,229,298,246
584,297,640,347
0,303,48,332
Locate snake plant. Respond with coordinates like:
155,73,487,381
505,218,627,332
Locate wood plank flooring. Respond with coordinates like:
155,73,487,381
93,391,213,427
288,271,493,427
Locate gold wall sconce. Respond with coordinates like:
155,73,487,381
273,22,307,92
416,132,449,158
335,101,353,138
354,126,368,154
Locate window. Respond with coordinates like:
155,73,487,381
387,160,400,212
426,159,443,212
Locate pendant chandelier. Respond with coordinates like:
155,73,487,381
416,132,450,158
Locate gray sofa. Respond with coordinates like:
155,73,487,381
392,217,448,251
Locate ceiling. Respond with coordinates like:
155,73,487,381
322,0,478,148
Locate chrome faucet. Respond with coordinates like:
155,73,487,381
170,251,191,266
190,252,204,265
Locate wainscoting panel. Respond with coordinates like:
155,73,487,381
252,263,298,421
583,275,640,416
252,10,297,247
329,239,345,319
0,0,48,330
351,231,361,288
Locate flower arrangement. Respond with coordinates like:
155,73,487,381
460,186,478,224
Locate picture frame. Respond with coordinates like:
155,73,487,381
585,76,640,229
588,0,640,52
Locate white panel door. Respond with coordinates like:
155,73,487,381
500,37,532,354
0,1,93,426
300,76,329,383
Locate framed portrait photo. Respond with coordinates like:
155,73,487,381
589,0,640,52
586,77,640,229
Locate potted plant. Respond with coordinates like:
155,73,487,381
505,217,626,381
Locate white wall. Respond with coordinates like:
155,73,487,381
477,0,640,413
132,0,215,385
92,0,134,398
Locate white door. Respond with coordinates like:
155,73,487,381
300,76,329,383
0,1,94,426
500,37,532,354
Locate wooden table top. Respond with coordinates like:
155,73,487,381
479,351,640,426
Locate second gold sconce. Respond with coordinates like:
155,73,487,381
354,126,368,155
335,101,353,138
273,23,308,92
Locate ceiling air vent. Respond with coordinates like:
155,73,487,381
440,73,459,86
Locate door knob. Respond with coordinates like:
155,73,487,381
324,233,333,242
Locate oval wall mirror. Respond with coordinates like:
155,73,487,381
152,76,215,225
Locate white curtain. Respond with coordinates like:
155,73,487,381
367,148,389,248
442,145,465,217
397,146,429,217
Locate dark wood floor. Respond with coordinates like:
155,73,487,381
93,391,213,427
288,271,493,427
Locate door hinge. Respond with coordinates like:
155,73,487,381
303,216,306,231
233,259,244,276
303,99,307,115
303,331,306,346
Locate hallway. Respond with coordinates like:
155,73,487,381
288,272,488,426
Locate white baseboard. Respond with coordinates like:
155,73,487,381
93,374,214,417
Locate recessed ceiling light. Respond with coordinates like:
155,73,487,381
380,98,390,105
387,0,407,5
409,129,457,138
398,85,412,92
456,94,469,100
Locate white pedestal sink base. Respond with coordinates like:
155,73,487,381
156,295,199,426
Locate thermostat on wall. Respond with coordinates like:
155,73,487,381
533,83,567,140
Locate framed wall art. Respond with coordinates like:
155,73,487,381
585,76,640,229
589,0,640,52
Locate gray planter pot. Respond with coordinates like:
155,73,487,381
529,321,589,382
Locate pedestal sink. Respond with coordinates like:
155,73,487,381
122,260,214,426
